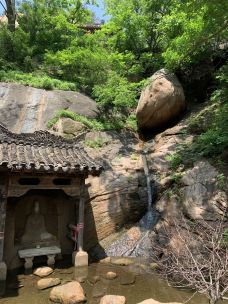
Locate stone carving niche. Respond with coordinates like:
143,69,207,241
20,200,58,248
4,190,76,269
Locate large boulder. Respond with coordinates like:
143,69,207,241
136,69,185,131
0,82,99,133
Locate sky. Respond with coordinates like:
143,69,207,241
87,0,109,22
0,1,109,22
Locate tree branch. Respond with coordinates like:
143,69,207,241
0,1,6,11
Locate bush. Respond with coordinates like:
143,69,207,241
93,71,143,111
0,70,77,91
125,113,137,131
192,96,228,157
84,138,106,148
165,153,182,170
47,110,124,131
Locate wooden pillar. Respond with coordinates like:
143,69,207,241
0,176,8,283
77,178,85,252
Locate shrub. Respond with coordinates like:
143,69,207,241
84,138,106,148
165,153,182,170
93,72,144,111
47,110,124,131
125,113,138,131
193,103,228,157
0,70,77,91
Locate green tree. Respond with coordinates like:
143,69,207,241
18,0,95,57
158,0,228,69
103,0,173,77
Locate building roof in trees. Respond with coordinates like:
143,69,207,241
78,23,102,33
0,124,102,176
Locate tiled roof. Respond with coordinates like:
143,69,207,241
0,124,102,175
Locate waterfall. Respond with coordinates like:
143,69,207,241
105,143,158,257
139,149,157,230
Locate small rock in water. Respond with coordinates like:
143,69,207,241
50,281,86,303
111,257,134,266
37,278,60,290
120,273,135,285
99,257,111,264
100,295,126,304
105,272,117,280
34,267,53,277
88,275,100,285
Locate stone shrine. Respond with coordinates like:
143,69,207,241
0,124,102,281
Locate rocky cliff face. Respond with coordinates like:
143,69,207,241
0,82,148,255
1,82,227,259
0,82,98,133
77,130,148,251
104,103,228,257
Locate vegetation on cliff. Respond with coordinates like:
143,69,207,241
0,0,227,133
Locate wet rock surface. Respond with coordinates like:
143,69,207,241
50,281,86,303
105,272,117,280
99,295,126,304
33,267,54,277
37,277,61,290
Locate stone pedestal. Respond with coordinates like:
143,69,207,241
47,255,55,267
0,262,7,281
74,251,88,267
24,257,33,270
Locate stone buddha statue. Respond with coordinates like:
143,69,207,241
21,200,57,247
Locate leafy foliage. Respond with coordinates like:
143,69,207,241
0,70,77,90
47,109,124,131
159,0,228,69
84,138,106,148
93,72,144,110
165,153,182,170
0,0,227,136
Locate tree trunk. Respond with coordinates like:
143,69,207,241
5,0,16,31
